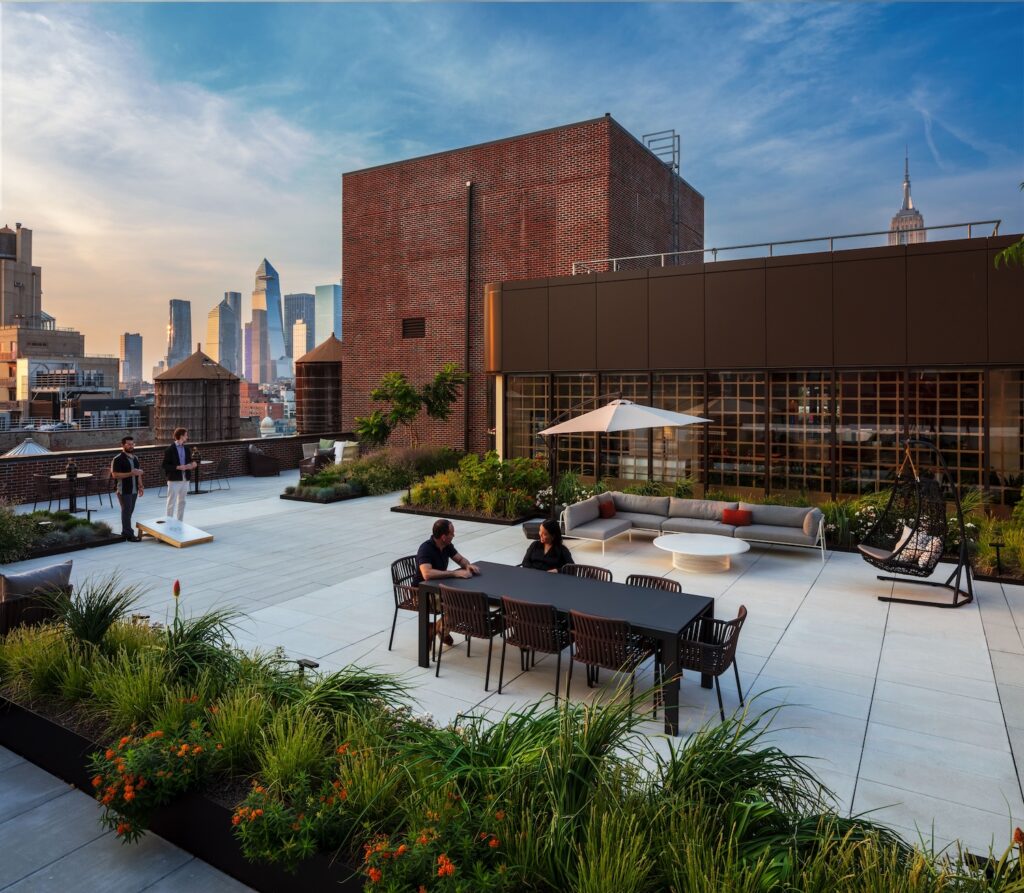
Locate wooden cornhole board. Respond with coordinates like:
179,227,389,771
136,517,214,548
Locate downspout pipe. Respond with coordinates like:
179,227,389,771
464,180,473,453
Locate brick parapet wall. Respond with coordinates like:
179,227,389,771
0,432,354,507
339,115,704,456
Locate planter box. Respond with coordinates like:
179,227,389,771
280,493,362,505
390,505,533,526
17,534,124,562
0,697,363,892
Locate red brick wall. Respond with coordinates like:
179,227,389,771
0,433,353,507
341,115,704,455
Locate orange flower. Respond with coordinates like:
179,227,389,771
1015,827,1024,846
337,742,350,755
216,743,223,751
92,775,103,788
495,809,505,821
436,854,455,877
396,844,408,856
119,736,131,747
232,814,241,826
210,705,219,714
489,837,500,848
123,789,135,802
367,867,382,883
104,749,115,760
116,822,130,836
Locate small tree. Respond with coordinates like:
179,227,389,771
994,182,1024,269
355,363,469,447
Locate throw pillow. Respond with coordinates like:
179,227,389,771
722,508,752,526
598,501,616,520
318,438,336,451
1,560,73,600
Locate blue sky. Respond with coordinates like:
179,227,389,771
2,3,1022,372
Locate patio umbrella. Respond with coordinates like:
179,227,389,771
538,399,711,436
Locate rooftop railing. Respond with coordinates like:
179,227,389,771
571,220,1002,275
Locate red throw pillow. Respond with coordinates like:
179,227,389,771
598,501,616,519
722,508,752,526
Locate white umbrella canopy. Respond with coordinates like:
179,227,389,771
538,399,711,436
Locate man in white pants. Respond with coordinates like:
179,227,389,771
161,427,196,521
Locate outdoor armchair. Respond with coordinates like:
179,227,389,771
678,605,747,721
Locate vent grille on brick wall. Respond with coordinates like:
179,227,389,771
402,317,426,339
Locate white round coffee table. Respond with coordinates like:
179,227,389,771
653,533,750,573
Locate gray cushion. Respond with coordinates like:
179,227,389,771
803,508,824,538
669,498,737,521
614,512,669,531
563,497,600,531
1,560,73,600
660,518,737,536
612,493,670,516
565,519,632,541
740,503,810,528
735,525,815,546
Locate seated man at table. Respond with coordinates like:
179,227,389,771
415,519,481,647
520,519,574,573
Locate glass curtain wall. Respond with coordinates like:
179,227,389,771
553,373,597,477
905,370,984,488
769,372,834,498
601,374,650,481
652,373,705,486
707,373,765,490
836,371,902,494
505,375,549,460
988,370,1023,508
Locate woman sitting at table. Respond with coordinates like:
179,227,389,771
520,519,574,573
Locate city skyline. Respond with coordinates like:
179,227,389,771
2,3,1021,374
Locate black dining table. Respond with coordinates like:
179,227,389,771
418,561,714,736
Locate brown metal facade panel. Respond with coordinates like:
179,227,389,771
596,278,647,370
907,248,987,365
833,255,907,366
501,286,549,371
765,262,833,368
706,265,766,368
988,248,1024,364
549,281,596,370
649,272,704,369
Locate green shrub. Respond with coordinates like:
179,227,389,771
0,623,70,699
258,705,331,794
46,574,144,650
208,685,272,774
90,649,172,733
162,601,240,685
0,500,42,563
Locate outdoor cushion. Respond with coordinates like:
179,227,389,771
735,525,815,546
598,501,616,519
740,503,808,528
669,498,737,521
0,560,73,599
612,493,670,516
565,518,632,541
802,508,824,538
613,511,667,531
301,443,318,459
318,438,336,451
722,508,752,526
563,497,600,531
660,518,737,536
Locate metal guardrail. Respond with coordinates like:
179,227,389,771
571,220,1003,275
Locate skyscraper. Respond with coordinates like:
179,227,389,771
166,299,192,369
242,322,253,381
250,309,267,385
206,299,239,375
120,332,143,385
314,283,342,345
888,154,926,246
224,291,243,374
291,320,312,359
251,259,287,381
283,292,316,357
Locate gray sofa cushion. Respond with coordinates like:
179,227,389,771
612,493,670,516
563,497,600,531
735,524,816,546
803,508,824,537
669,498,737,521
1,560,73,599
660,518,737,536
566,518,632,541
740,503,810,528
614,512,669,531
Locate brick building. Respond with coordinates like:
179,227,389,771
340,115,703,454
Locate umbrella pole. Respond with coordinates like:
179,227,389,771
548,433,559,521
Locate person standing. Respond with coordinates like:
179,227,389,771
110,435,144,541
162,427,196,521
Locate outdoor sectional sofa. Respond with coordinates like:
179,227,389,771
560,492,825,559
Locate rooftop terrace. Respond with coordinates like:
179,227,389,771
5,474,1024,862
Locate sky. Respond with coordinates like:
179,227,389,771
2,2,1022,375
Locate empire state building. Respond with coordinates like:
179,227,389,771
888,155,926,245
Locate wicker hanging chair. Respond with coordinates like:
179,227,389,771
857,439,974,608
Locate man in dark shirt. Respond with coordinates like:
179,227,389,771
415,519,481,647
110,435,144,541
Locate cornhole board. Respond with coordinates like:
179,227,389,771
136,517,214,548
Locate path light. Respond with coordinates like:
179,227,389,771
296,658,319,678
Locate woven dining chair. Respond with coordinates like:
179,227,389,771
559,563,613,583
566,609,660,716
87,467,116,508
436,585,503,690
207,457,231,490
498,596,570,700
625,574,682,593
678,605,747,721
389,556,441,662
32,474,62,512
